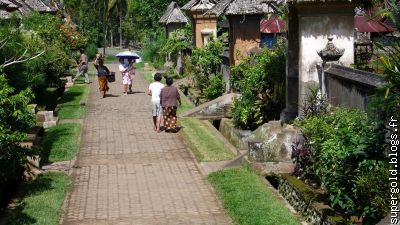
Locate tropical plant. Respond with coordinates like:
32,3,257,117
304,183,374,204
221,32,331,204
161,27,191,64
231,42,286,130
188,36,224,96
204,74,225,99
0,74,35,182
141,30,167,69
375,0,400,117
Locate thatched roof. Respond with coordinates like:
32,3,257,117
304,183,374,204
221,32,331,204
0,0,21,18
159,1,189,24
0,0,59,19
182,0,217,12
279,0,373,9
23,0,58,13
0,0,19,9
209,0,274,16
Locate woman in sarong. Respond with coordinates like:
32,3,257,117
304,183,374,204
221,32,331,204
94,54,110,98
160,77,181,132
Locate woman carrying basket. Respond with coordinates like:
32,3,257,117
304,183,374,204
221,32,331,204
94,54,111,98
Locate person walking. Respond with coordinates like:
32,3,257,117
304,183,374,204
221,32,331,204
119,58,132,95
94,54,110,98
74,49,90,84
160,77,181,133
148,73,165,133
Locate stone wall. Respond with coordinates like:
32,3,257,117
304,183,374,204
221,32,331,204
320,64,386,111
277,174,347,225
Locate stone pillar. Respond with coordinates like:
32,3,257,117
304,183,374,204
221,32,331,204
281,4,299,123
175,51,184,75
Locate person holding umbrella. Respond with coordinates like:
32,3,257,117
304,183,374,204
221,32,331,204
119,58,131,95
116,51,140,95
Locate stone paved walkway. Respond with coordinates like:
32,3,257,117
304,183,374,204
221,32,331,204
60,64,231,225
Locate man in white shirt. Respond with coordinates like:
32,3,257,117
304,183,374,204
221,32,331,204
148,73,165,133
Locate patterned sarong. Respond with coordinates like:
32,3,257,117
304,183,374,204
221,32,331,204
98,76,109,92
163,106,177,131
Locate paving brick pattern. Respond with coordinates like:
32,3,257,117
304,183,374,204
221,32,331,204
61,64,230,225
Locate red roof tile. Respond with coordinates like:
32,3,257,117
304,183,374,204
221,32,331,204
260,18,286,33
355,15,395,33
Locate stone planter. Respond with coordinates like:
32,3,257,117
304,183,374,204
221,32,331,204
277,174,347,225
219,118,251,150
36,111,58,129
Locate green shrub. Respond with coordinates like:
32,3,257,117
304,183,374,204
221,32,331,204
204,74,225,99
160,27,191,65
294,107,389,223
184,37,225,100
0,74,35,182
141,31,166,69
231,42,286,130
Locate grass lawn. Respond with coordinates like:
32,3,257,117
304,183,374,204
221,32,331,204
208,166,301,225
104,55,117,64
57,85,89,119
40,123,81,163
179,118,235,162
177,95,194,114
135,61,144,69
1,172,70,225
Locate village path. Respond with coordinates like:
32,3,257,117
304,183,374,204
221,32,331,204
60,63,231,225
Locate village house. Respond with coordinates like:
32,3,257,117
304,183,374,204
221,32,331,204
159,1,189,38
260,16,286,49
209,0,274,65
182,0,217,48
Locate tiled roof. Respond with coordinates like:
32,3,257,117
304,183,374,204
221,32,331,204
260,17,286,33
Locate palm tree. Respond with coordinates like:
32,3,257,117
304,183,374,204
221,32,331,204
107,0,129,48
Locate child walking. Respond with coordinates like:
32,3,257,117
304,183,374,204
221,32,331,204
147,73,165,133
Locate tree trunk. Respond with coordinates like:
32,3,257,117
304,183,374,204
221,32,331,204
119,0,123,48
110,30,114,48
102,0,106,55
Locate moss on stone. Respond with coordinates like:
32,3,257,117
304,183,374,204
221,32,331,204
280,174,348,225
281,174,316,201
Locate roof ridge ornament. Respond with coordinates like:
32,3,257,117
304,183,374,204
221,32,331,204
317,37,345,62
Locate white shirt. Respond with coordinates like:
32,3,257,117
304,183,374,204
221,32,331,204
119,63,129,77
148,82,165,103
